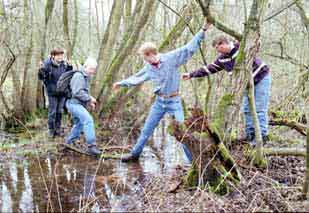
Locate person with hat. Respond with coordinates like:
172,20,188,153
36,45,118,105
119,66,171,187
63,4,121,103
38,48,73,138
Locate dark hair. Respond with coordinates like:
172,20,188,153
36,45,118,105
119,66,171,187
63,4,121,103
212,36,229,47
50,47,64,56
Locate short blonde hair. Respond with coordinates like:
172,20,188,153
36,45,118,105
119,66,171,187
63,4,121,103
138,42,158,55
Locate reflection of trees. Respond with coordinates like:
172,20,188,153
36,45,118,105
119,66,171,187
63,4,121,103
1,156,147,212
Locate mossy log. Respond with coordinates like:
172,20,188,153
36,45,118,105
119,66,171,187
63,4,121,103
168,109,241,195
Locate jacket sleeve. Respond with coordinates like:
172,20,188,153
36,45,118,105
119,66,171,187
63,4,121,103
167,30,205,67
189,58,224,78
38,66,49,81
118,66,150,87
70,73,91,103
66,64,73,71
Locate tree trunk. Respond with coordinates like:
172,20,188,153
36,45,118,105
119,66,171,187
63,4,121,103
63,0,73,60
36,0,56,109
168,109,241,195
91,0,124,96
242,0,269,167
21,0,36,114
96,0,156,110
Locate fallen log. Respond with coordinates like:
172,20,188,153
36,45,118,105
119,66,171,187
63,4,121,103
263,147,305,156
269,118,307,136
59,143,121,159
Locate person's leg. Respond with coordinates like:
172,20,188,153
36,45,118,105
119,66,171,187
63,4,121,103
242,93,255,140
254,74,271,139
68,104,96,146
65,101,83,144
131,100,165,157
47,95,57,137
167,97,192,162
55,97,66,135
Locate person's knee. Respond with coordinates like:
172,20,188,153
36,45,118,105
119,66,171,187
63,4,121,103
82,114,94,126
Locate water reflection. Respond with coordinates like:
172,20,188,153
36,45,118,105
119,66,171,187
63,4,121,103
1,181,13,213
19,163,34,212
1,122,188,212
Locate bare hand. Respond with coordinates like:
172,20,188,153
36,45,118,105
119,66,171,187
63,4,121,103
89,102,96,110
203,17,211,30
112,82,121,91
89,97,96,110
182,73,191,80
90,96,97,104
39,60,44,68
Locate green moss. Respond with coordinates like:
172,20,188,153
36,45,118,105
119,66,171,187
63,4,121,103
208,175,228,195
212,93,234,140
185,165,199,187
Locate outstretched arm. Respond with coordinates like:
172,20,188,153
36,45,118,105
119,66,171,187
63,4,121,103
113,65,150,90
168,18,210,67
182,58,224,80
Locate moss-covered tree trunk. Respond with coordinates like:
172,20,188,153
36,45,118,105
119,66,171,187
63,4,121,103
91,0,124,96
241,0,269,166
168,109,241,195
96,0,156,111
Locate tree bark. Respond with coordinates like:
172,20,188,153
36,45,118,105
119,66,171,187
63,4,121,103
168,109,241,195
36,0,56,109
91,0,124,96
96,0,156,110
63,0,73,59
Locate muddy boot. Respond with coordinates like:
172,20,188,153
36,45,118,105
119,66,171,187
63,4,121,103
48,129,55,139
87,145,102,156
55,128,65,137
262,135,270,144
121,153,139,162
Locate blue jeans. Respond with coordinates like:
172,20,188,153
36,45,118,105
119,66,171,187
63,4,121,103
243,74,271,138
47,95,65,132
131,96,193,161
65,99,96,145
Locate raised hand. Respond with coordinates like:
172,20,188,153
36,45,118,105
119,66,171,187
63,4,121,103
203,17,212,31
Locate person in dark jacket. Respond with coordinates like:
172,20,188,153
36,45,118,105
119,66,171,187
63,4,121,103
182,33,271,146
38,48,73,137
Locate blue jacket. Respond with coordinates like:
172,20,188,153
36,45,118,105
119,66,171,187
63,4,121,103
38,57,73,96
118,30,205,95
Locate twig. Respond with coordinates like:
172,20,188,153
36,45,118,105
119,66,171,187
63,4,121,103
263,0,298,22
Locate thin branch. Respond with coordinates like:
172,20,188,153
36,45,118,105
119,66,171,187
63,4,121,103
0,42,16,88
157,0,208,65
263,0,297,22
195,0,243,41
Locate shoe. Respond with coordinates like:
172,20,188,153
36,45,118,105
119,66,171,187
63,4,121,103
249,139,256,147
87,145,102,156
55,128,65,137
262,135,270,143
121,153,139,162
246,133,255,142
48,129,55,138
